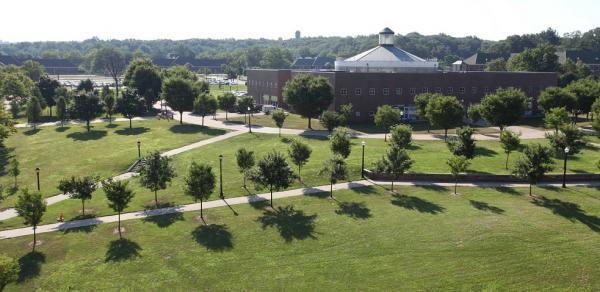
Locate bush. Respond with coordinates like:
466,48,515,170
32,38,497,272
389,124,412,148
446,126,476,159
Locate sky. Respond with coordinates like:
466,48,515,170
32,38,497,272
0,0,598,42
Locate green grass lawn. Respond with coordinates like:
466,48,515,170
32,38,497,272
209,83,247,97
223,112,499,134
2,133,598,231
0,120,227,205
1,185,599,290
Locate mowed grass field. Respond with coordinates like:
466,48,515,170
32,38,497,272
1,185,599,291
1,133,599,230
0,120,227,205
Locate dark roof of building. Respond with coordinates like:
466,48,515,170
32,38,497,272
291,56,335,68
380,27,394,35
565,50,600,64
0,55,78,68
464,52,510,65
0,55,22,66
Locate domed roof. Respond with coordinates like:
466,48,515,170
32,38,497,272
379,27,394,35
344,45,427,63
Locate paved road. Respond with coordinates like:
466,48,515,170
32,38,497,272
2,179,598,239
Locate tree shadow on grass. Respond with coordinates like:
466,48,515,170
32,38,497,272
191,224,233,251
469,200,505,214
55,126,70,132
105,238,142,262
61,214,100,234
18,251,46,282
115,127,150,136
169,124,226,136
304,190,329,199
532,196,600,232
391,194,445,214
23,128,41,136
66,130,107,141
142,212,184,228
105,123,119,129
416,184,447,193
351,186,378,195
492,186,522,196
257,205,317,242
475,146,498,157
0,147,14,175
248,196,270,210
335,201,372,219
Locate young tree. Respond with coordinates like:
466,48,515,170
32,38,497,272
512,144,554,196
414,93,439,132
77,79,94,92
499,130,521,169
102,179,135,239
193,92,218,126
117,89,147,129
8,158,20,189
566,78,600,119
375,145,413,192
237,96,254,123
339,103,353,125
467,103,483,124
545,125,585,155
58,176,98,216
374,105,401,141
37,76,60,116
480,87,528,131
283,74,334,129
249,151,296,207
71,92,103,132
139,151,176,208
0,107,16,146
447,155,470,195
538,87,577,113
0,254,19,291
330,128,351,159
56,96,68,127
162,77,195,125
389,124,412,149
218,92,237,120
288,139,312,182
319,111,343,133
271,109,287,137
184,162,215,220
92,46,125,97
446,126,476,159
544,107,570,133
425,95,464,139
100,86,116,124
15,189,47,251
235,148,255,189
26,97,42,129
319,155,348,198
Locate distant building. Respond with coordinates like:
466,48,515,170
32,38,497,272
291,56,335,70
0,55,81,75
151,57,226,73
459,52,511,71
295,30,301,39
557,50,600,74
247,28,557,122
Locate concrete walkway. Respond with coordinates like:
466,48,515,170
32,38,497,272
1,179,599,239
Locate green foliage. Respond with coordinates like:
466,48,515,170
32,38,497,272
467,103,482,123
0,106,16,146
545,125,585,155
319,111,343,133
91,46,125,94
506,44,559,72
139,151,176,207
15,188,46,228
249,151,295,204
259,46,293,69
218,92,237,120
480,87,528,130
447,155,470,194
161,65,198,83
446,126,476,159
319,155,348,196
71,92,103,131
283,74,333,129
26,97,42,127
558,59,592,87
77,79,94,92
593,98,600,116
425,95,464,138
193,92,218,126
538,87,577,113
56,96,68,126
389,124,412,149
235,148,255,188
414,93,438,119
375,145,413,192
58,176,99,215
184,162,216,204
271,109,287,136
37,75,60,113
500,130,521,169
162,77,195,124
484,58,507,71
566,78,600,115
102,179,135,237
8,99,20,119
237,96,254,113
117,90,147,128
544,107,570,133
288,139,312,180
8,158,20,188
330,128,351,159
124,59,162,107
338,103,353,125
0,71,33,99
20,60,46,82
0,254,19,291
100,86,115,123
374,105,401,140
512,144,554,194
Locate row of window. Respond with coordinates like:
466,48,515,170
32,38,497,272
339,86,494,96
249,80,278,89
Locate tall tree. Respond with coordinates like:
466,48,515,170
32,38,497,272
100,86,116,124
92,46,125,97
58,176,98,216
123,59,162,109
162,77,195,125
26,97,42,129
193,92,218,126
375,145,413,192
218,93,237,120
319,111,343,134
271,109,287,137
249,151,295,207
15,189,47,251
480,87,528,131
184,162,215,220
319,155,348,198
0,106,16,146
235,148,255,189
566,78,600,119
374,105,401,141
544,107,570,133
103,179,135,239
512,144,554,196
37,76,60,116
288,139,312,182
446,155,470,195
117,89,147,129
0,254,19,291
56,96,68,127
139,151,176,208
499,130,521,169
425,95,464,139
414,93,438,133
71,92,103,132
538,87,577,113
283,74,333,129
330,129,352,159
558,59,592,87
506,44,559,72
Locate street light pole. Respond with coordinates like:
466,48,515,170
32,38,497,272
562,147,569,188
247,106,252,133
219,154,224,198
137,141,141,159
35,167,40,191
361,141,366,178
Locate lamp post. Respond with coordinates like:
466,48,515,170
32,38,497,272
137,141,141,159
219,154,224,198
361,141,366,178
35,167,40,191
562,146,569,188
247,106,252,133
